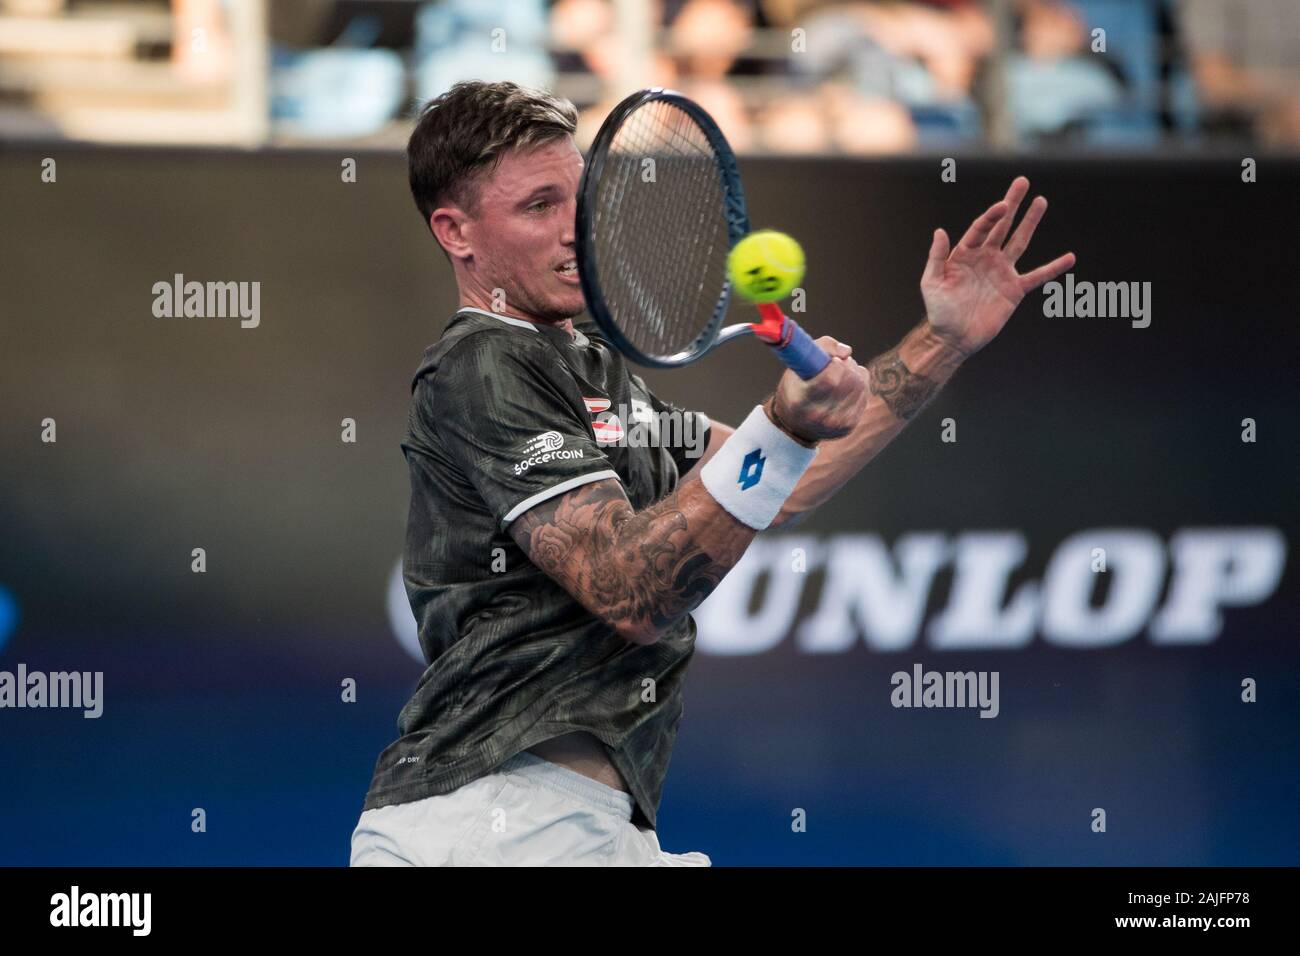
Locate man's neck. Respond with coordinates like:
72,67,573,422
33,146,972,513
459,297,576,340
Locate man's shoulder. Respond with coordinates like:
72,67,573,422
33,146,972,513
410,309,553,393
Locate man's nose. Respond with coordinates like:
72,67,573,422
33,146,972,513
560,197,577,246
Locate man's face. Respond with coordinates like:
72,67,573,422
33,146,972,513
454,136,586,322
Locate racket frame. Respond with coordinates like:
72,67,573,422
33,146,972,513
577,87,752,369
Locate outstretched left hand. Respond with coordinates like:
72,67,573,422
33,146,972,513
921,176,1076,357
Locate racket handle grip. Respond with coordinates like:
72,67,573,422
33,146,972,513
758,304,832,381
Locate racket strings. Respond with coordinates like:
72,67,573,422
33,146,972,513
587,99,732,359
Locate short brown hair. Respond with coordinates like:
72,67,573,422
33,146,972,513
407,81,579,243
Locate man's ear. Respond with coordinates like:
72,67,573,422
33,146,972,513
430,206,472,261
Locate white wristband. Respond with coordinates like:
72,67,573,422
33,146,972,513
700,404,818,530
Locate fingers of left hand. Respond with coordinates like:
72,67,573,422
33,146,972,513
1018,251,1076,291
987,180,1032,247
1004,195,1049,261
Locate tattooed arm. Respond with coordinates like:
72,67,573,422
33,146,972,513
506,341,940,643
767,319,966,529
506,341,862,646
767,175,1075,528
509,473,758,646
667,319,966,533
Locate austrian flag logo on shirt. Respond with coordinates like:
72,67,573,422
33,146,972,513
584,396,624,445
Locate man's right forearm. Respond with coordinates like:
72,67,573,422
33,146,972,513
510,477,756,644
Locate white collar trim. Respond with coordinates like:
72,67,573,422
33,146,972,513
458,306,538,332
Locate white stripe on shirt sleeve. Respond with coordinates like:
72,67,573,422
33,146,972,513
501,469,622,528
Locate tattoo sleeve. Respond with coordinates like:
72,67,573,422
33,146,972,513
769,319,967,527
509,476,755,644
866,347,941,421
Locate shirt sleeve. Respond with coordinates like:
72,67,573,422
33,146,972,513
628,372,712,478
424,331,622,529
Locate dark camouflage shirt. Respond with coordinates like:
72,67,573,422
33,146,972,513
362,307,712,829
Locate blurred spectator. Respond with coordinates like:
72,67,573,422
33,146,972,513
755,90,831,152
670,0,754,79
858,1,993,99
270,4,405,137
680,77,755,151
1064,0,1199,144
671,0,757,148
784,2,991,99
1002,0,1124,140
415,0,554,101
823,82,917,152
553,0,680,149
1180,0,1300,146
550,0,677,87
786,2,993,148
558,0,756,153
752,80,919,157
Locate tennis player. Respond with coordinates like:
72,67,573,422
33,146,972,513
350,81,1074,866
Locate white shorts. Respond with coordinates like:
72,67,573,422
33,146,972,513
350,751,711,867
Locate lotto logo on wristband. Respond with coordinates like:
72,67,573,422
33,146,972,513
702,404,816,531
739,448,765,490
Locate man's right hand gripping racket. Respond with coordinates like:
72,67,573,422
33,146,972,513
576,87,832,381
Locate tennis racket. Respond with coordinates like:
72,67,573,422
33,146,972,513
576,87,832,381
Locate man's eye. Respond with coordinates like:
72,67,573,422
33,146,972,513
528,201,551,213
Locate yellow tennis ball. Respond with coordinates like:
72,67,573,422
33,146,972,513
727,230,805,303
